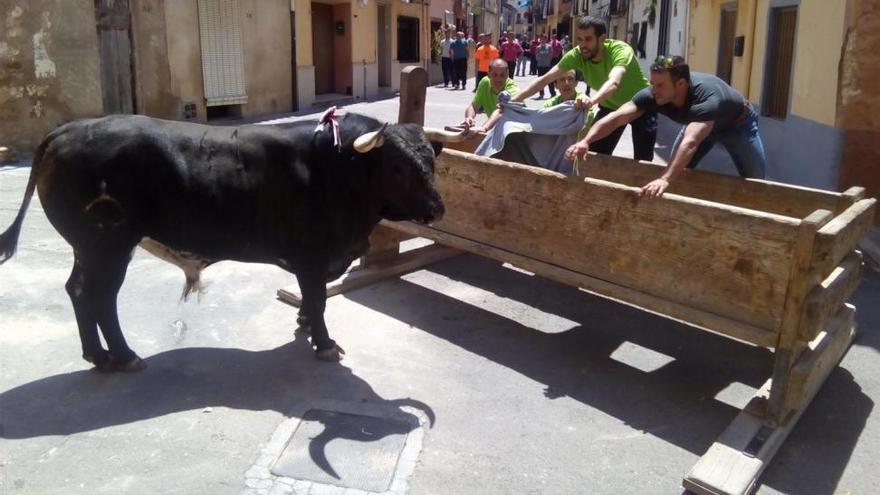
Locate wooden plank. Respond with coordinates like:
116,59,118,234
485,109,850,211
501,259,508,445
442,132,484,153
767,209,834,424
784,304,857,415
812,198,877,279
383,220,778,348
582,153,847,218
276,244,460,306
361,225,415,267
684,306,855,495
800,252,863,341
428,149,801,331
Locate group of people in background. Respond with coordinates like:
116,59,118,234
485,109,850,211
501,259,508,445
439,28,572,96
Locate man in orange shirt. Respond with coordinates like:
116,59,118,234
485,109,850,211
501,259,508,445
474,33,499,93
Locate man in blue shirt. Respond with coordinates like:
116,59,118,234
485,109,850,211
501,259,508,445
450,31,470,90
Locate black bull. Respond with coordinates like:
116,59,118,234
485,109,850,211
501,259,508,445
0,113,465,370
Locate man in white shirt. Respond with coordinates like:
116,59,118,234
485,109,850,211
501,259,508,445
440,29,454,88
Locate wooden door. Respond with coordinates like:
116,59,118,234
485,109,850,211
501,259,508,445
716,4,737,84
312,3,335,95
94,0,134,114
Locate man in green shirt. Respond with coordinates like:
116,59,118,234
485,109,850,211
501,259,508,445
460,58,520,132
510,16,657,160
543,69,595,140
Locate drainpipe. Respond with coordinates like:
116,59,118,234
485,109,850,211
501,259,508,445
363,59,367,100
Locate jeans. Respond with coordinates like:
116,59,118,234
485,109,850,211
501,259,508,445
536,66,555,97
515,56,527,76
441,57,453,86
453,59,468,88
591,105,658,161
672,108,766,178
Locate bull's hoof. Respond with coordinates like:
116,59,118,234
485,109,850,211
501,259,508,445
315,344,346,362
296,315,310,327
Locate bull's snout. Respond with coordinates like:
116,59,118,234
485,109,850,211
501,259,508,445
421,200,445,224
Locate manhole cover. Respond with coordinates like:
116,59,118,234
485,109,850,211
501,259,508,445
271,409,414,492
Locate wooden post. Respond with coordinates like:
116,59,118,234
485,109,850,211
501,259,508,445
766,209,834,425
398,66,428,126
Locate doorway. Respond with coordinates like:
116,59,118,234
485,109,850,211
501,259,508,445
716,3,737,84
377,3,391,88
312,3,335,95
94,0,134,114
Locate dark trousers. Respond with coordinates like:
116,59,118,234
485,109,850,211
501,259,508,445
591,105,657,161
529,54,537,74
536,65,555,97
475,71,487,90
507,60,516,78
453,58,468,88
441,57,453,86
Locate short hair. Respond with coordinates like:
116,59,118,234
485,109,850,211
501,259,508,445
651,55,690,83
576,16,607,37
555,69,577,81
489,58,508,70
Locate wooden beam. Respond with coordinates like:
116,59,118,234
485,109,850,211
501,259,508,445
361,225,415,267
582,153,848,219
684,306,855,495
767,209,834,424
383,220,778,348
784,304,857,415
812,198,877,279
800,252,863,341
429,149,801,332
276,244,460,307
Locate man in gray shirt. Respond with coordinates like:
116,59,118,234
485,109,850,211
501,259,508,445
566,55,766,198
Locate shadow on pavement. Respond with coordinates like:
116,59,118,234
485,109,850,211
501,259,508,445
0,332,434,478
345,254,872,495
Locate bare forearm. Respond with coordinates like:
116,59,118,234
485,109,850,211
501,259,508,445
582,113,625,146
591,80,620,107
663,141,698,180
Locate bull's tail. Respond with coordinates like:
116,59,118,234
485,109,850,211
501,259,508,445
0,140,48,265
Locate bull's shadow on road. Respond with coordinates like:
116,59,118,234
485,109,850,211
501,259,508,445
0,333,433,477
345,254,873,495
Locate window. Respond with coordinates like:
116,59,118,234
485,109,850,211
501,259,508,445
197,0,248,106
397,16,420,62
762,5,797,118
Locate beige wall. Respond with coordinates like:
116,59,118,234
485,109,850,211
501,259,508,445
136,0,292,120
351,0,377,63
240,0,293,116
0,0,103,153
688,0,845,126
130,0,181,119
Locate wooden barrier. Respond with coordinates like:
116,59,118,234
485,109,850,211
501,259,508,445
278,69,877,495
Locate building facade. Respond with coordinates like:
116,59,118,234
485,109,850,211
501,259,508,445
1,0,453,153
686,0,879,203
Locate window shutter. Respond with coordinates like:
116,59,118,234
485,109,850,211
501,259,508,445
197,0,248,106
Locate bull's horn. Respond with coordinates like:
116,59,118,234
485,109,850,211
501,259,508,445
353,123,388,153
422,126,470,143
